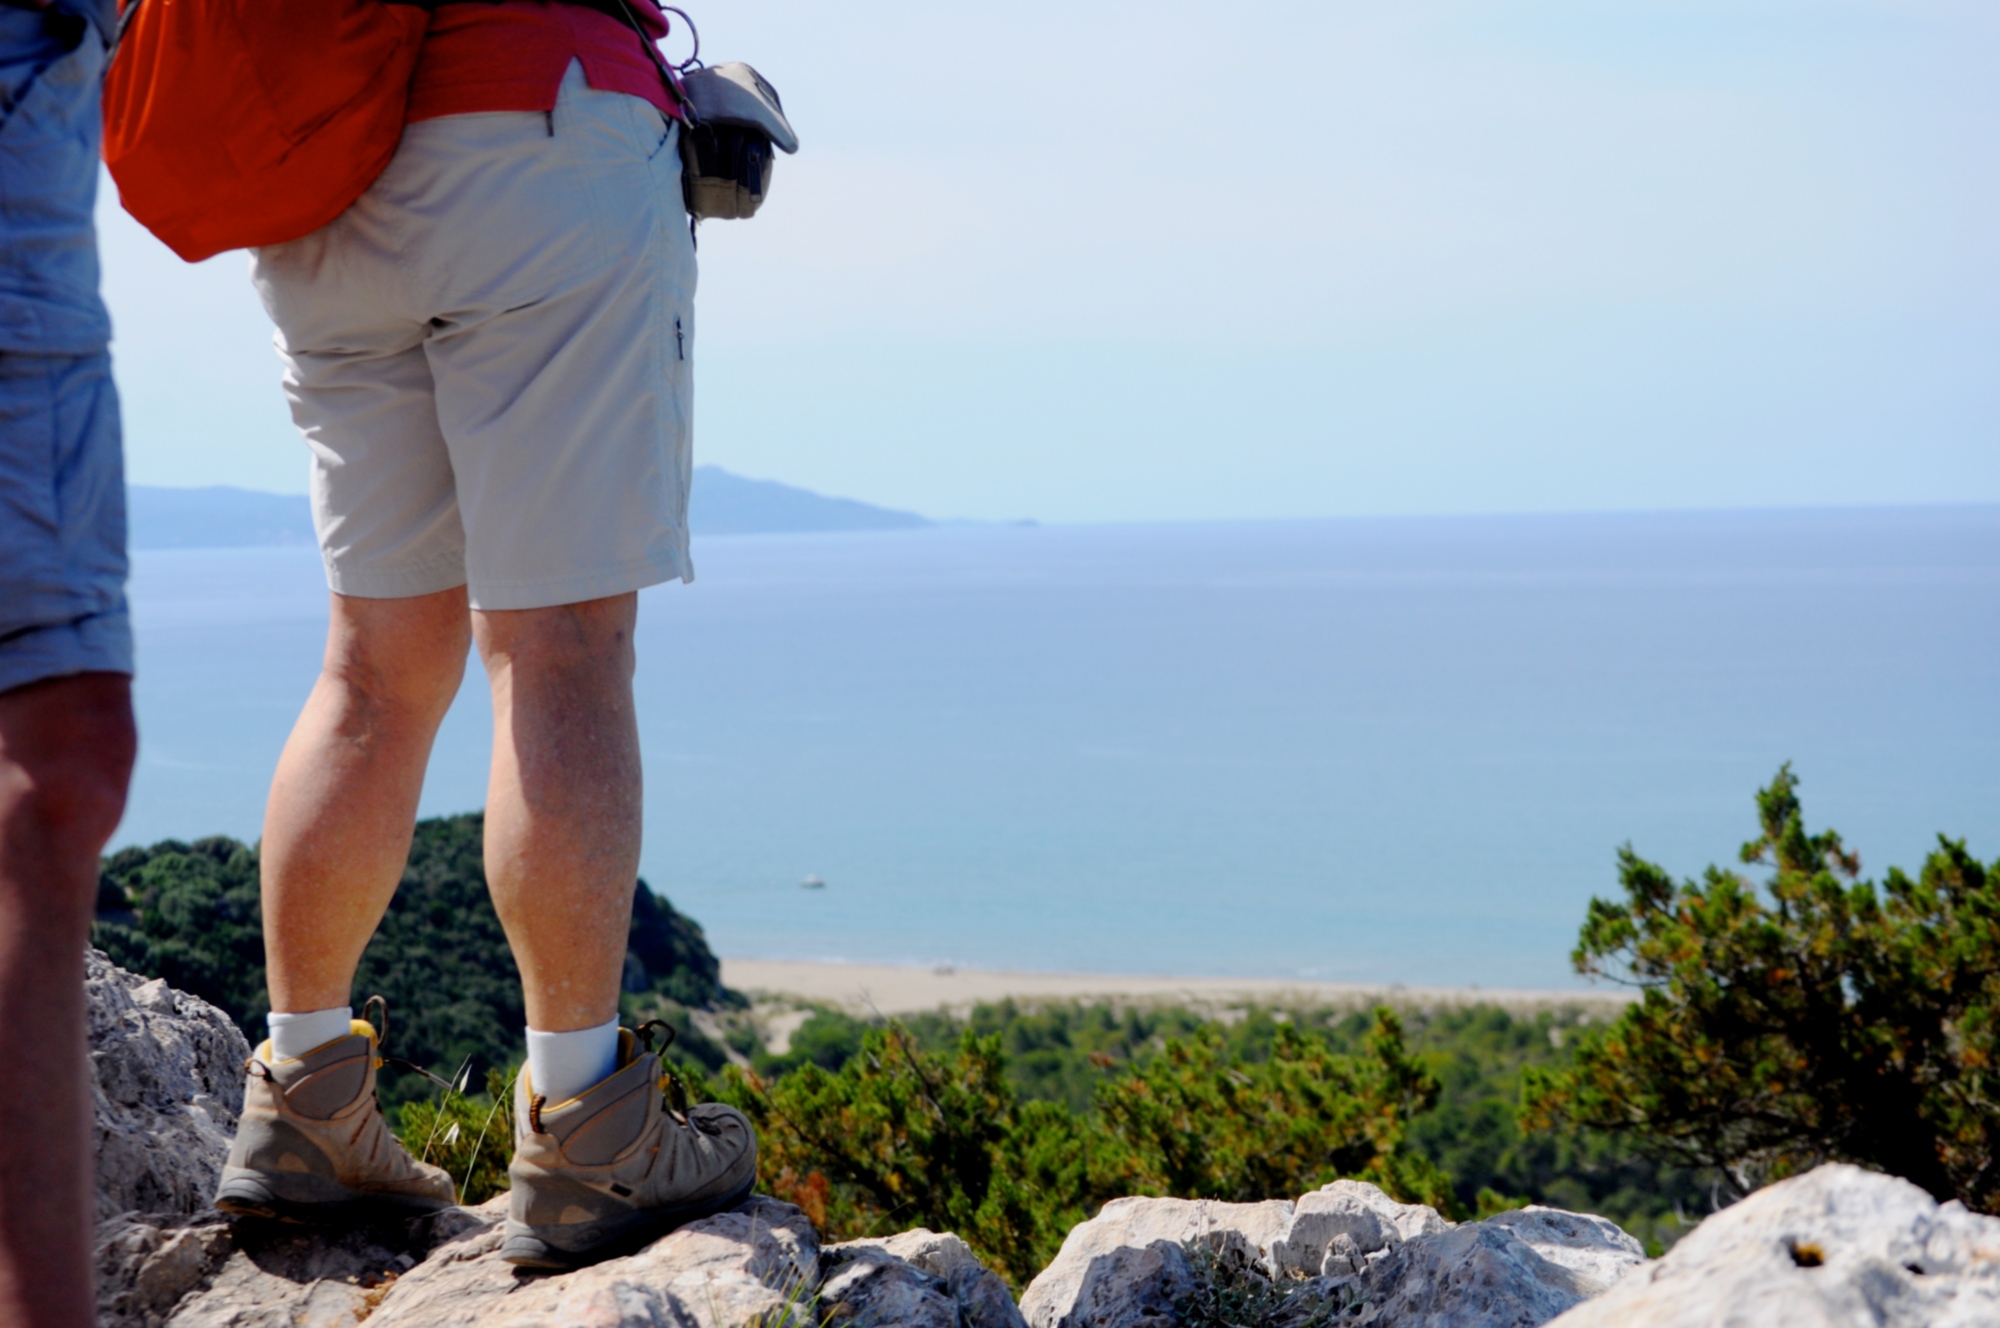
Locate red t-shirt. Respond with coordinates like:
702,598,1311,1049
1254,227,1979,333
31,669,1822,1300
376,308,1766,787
407,0,682,125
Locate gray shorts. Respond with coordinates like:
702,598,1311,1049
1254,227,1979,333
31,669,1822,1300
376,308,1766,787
0,350,131,694
251,62,698,612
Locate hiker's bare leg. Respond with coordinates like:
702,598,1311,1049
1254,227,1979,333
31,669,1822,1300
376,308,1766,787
0,673,136,1328
474,594,641,1034
261,590,470,1013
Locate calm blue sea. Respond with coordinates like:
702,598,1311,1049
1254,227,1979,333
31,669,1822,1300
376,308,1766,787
118,507,2000,990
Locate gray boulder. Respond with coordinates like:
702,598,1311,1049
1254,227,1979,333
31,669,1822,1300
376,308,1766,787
96,1203,488,1328
1546,1163,2000,1328
367,1195,819,1328
1019,1196,1296,1328
1269,1180,1451,1280
104,1194,822,1328
1350,1215,1636,1327
828,1229,1029,1328
819,1243,963,1328
1020,1183,1643,1328
88,948,248,1220
1481,1207,1645,1298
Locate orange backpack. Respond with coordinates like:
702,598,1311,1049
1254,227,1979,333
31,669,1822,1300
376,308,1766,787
102,0,430,263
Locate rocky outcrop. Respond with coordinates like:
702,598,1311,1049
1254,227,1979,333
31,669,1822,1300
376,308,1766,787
1351,1214,1638,1328
369,1196,820,1328
1019,1196,1297,1326
87,950,1032,1327
1020,1183,1644,1328
98,1194,1047,1328
97,1205,487,1328
1546,1163,2000,1328
1268,1180,1449,1280
88,948,1697,1328
88,947,248,1220
825,1230,1030,1328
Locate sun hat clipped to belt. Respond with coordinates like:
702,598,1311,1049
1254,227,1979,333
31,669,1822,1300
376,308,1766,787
613,4,797,222
678,61,798,220
102,0,434,262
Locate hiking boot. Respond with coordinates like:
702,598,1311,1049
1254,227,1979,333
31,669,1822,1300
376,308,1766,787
500,1029,758,1269
214,1019,456,1221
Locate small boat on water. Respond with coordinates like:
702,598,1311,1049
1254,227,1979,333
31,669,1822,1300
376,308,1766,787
801,874,826,889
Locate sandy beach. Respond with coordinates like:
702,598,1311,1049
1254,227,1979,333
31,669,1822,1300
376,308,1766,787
719,958,1633,1019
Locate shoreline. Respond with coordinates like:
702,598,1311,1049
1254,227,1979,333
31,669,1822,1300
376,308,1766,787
718,958,1634,1019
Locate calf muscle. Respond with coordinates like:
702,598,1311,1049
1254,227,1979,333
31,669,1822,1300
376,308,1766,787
476,594,642,1034
0,672,136,1328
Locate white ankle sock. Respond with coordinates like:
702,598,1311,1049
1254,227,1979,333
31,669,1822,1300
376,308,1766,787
526,1017,622,1104
267,1006,354,1061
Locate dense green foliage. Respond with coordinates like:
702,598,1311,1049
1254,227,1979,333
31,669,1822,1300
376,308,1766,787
748,1000,1705,1254
95,813,731,1108
96,834,267,1028
708,1010,1455,1284
1523,767,2000,1211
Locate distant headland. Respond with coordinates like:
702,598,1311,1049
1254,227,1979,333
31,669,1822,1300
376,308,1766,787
126,466,932,549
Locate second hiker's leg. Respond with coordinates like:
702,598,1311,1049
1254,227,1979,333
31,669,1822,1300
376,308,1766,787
260,588,470,1013
473,593,642,1040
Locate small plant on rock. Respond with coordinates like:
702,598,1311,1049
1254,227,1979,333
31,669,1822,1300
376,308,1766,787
1173,1241,1349,1328
393,1064,517,1205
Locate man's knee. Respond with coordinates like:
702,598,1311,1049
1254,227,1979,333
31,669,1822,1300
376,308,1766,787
475,595,638,683
321,590,473,723
0,673,136,871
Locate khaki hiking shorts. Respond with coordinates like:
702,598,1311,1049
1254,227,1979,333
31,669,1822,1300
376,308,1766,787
252,61,696,611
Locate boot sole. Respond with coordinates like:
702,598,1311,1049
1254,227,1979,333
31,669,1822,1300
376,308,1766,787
500,1179,757,1270
215,1172,455,1225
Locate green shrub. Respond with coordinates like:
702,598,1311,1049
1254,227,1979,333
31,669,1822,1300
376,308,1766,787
1097,1013,1454,1211
711,1009,1451,1286
1523,766,2000,1211
1174,1241,1346,1328
752,1009,876,1078
95,837,267,1029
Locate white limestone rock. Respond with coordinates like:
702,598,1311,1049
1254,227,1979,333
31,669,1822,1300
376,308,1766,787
366,1195,820,1328
1021,1181,1643,1328
829,1229,1029,1328
1018,1196,1296,1327
1269,1179,1452,1280
96,1205,479,1328
87,948,249,1220
819,1244,962,1328
1546,1163,2000,1328
1351,1218,1611,1327
94,1214,235,1328
1481,1206,1644,1298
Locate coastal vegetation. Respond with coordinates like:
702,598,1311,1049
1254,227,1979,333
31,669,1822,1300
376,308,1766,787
702,1010,1455,1283
89,770,1998,1284
700,998,1703,1279
1525,765,2000,1211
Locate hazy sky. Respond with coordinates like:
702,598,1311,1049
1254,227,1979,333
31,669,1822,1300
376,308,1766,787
101,0,1997,522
